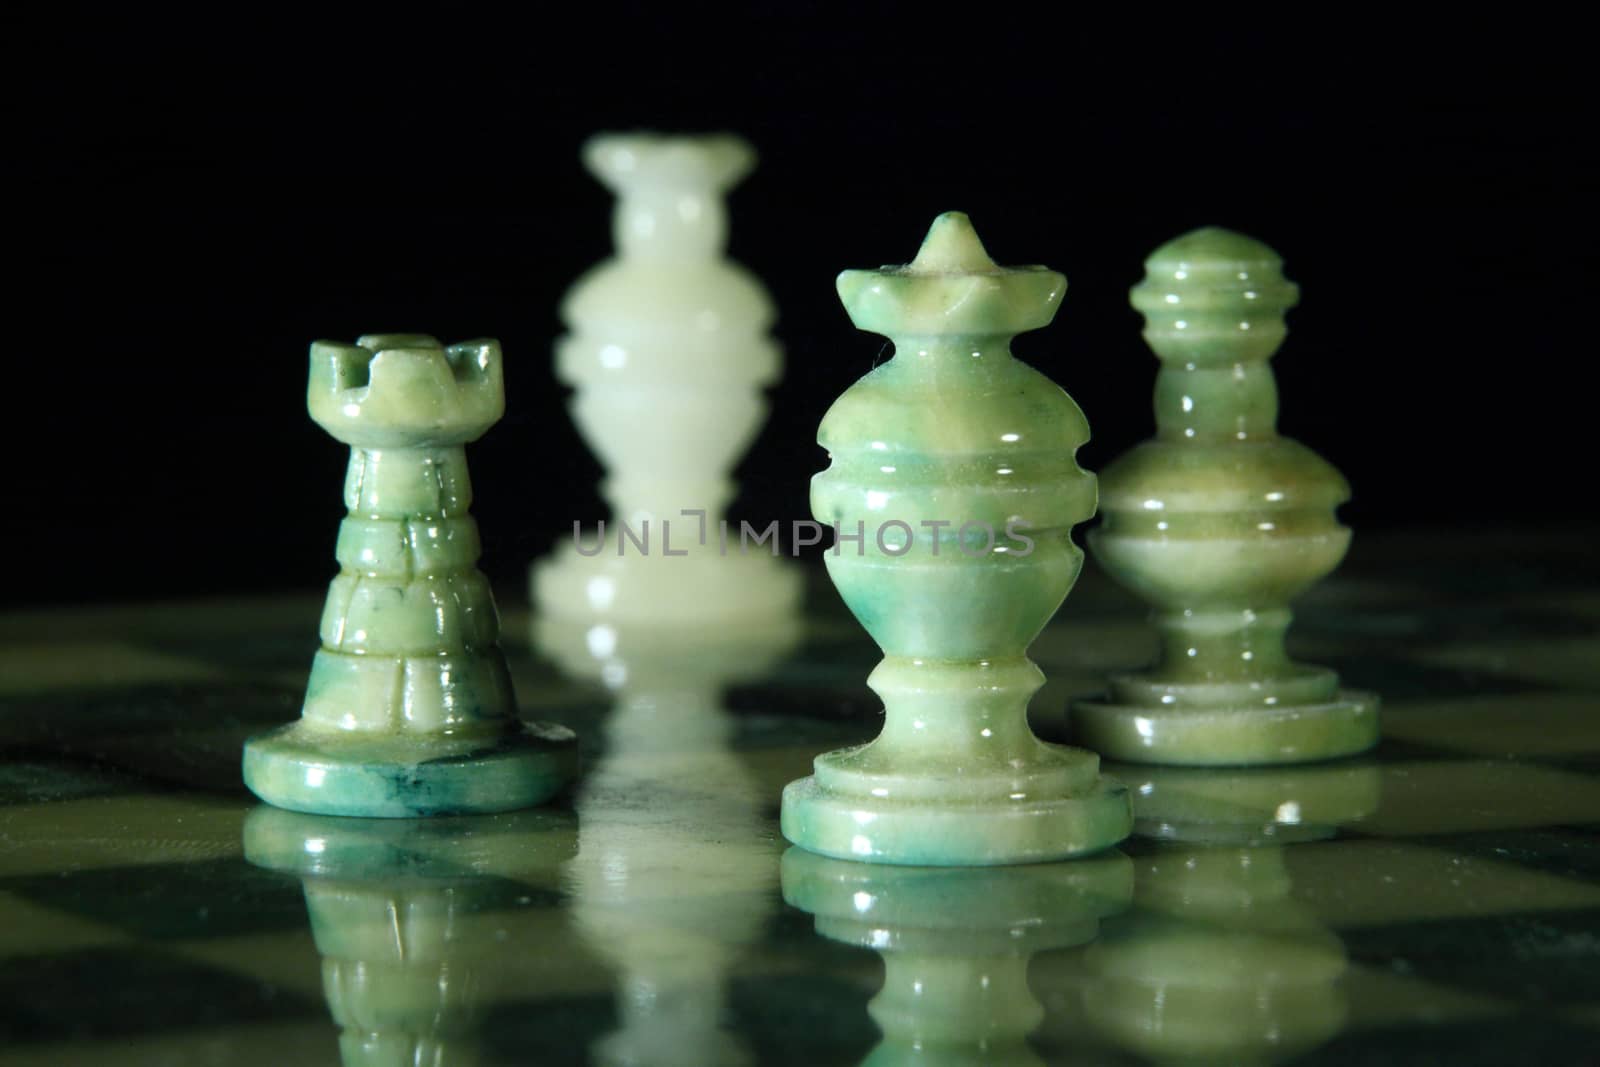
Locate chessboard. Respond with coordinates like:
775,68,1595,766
2,527,1598,1065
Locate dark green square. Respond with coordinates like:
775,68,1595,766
0,858,309,942
0,945,322,1043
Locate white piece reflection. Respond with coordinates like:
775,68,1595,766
538,611,801,1066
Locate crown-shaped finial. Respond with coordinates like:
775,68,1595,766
837,213,1065,338
307,334,505,448
904,211,1001,274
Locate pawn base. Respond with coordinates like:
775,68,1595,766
243,721,579,818
533,537,801,625
1072,691,1378,767
780,765,1132,867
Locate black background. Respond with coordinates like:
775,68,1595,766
10,12,1592,606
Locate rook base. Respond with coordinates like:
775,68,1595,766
243,721,579,818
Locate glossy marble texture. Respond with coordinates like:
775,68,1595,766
782,213,1132,866
1072,762,1377,1060
783,847,1132,1065
1074,228,1379,766
2,529,1600,1064
243,335,577,816
532,132,800,625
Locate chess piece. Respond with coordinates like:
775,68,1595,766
541,615,800,1067
1073,228,1379,765
781,847,1132,1066
532,132,801,625
244,334,577,816
781,213,1132,866
243,805,575,1066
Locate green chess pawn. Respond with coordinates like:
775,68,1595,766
781,213,1132,866
244,335,577,816
1073,229,1379,765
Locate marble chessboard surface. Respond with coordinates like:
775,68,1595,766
2,527,1600,1065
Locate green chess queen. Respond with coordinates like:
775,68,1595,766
243,335,576,817
781,213,1132,866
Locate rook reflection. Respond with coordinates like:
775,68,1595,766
243,805,575,1066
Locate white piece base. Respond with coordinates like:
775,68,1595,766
533,537,802,624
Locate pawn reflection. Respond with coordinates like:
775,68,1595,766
1047,761,1379,1065
782,847,1133,1066
243,805,575,1066
538,613,801,1067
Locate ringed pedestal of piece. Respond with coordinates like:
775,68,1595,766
781,213,1132,866
1073,228,1378,767
531,132,800,626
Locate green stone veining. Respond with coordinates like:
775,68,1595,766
780,213,1133,866
243,335,577,816
1073,228,1379,765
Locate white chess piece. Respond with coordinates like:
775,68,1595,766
533,132,801,623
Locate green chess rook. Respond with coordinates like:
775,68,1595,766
1073,229,1379,765
243,334,577,816
780,213,1133,866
